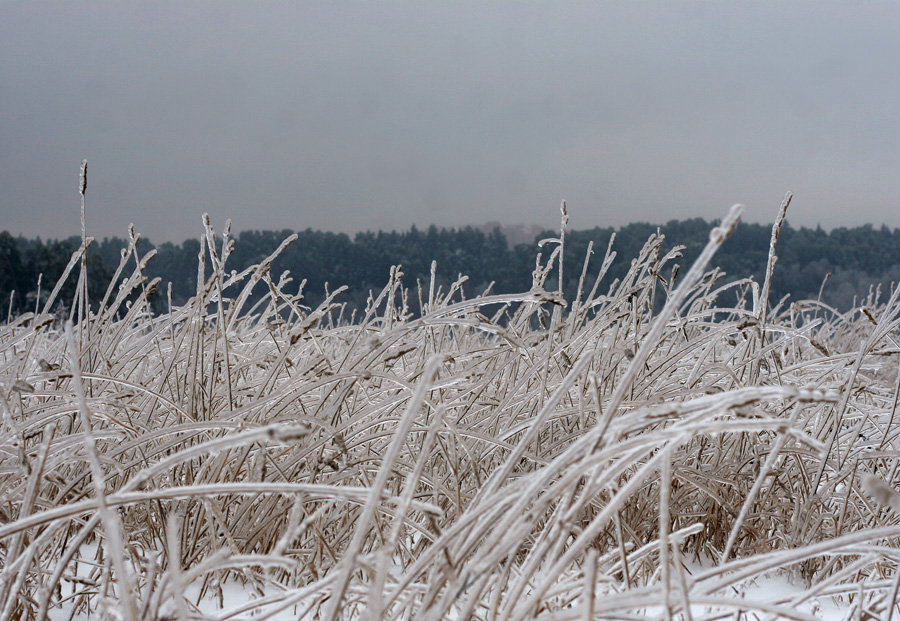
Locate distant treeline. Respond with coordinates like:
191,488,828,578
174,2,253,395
3,219,900,318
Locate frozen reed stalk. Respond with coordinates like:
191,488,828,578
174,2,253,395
79,158,87,194
77,159,90,336
323,355,444,621
812,279,900,494
721,401,805,563
659,446,673,621
558,199,568,295
581,548,598,621
888,565,900,621
0,428,54,619
63,321,138,620
201,213,235,410
758,190,791,325
585,204,744,449
79,159,88,235
166,512,189,621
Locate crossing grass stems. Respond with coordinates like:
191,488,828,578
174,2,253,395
3,177,900,619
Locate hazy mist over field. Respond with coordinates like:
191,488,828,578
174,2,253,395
2,2,900,242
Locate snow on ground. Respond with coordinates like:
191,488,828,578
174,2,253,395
46,564,856,621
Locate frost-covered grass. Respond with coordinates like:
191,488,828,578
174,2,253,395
4,194,900,620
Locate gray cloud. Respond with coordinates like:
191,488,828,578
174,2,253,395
2,1,899,242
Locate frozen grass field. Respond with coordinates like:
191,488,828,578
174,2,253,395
5,189,900,619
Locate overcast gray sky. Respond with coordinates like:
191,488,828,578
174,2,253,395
2,1,899,243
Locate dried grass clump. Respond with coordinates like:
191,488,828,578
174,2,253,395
4,188,900,620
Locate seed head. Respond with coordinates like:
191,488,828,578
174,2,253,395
79,159,88,196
